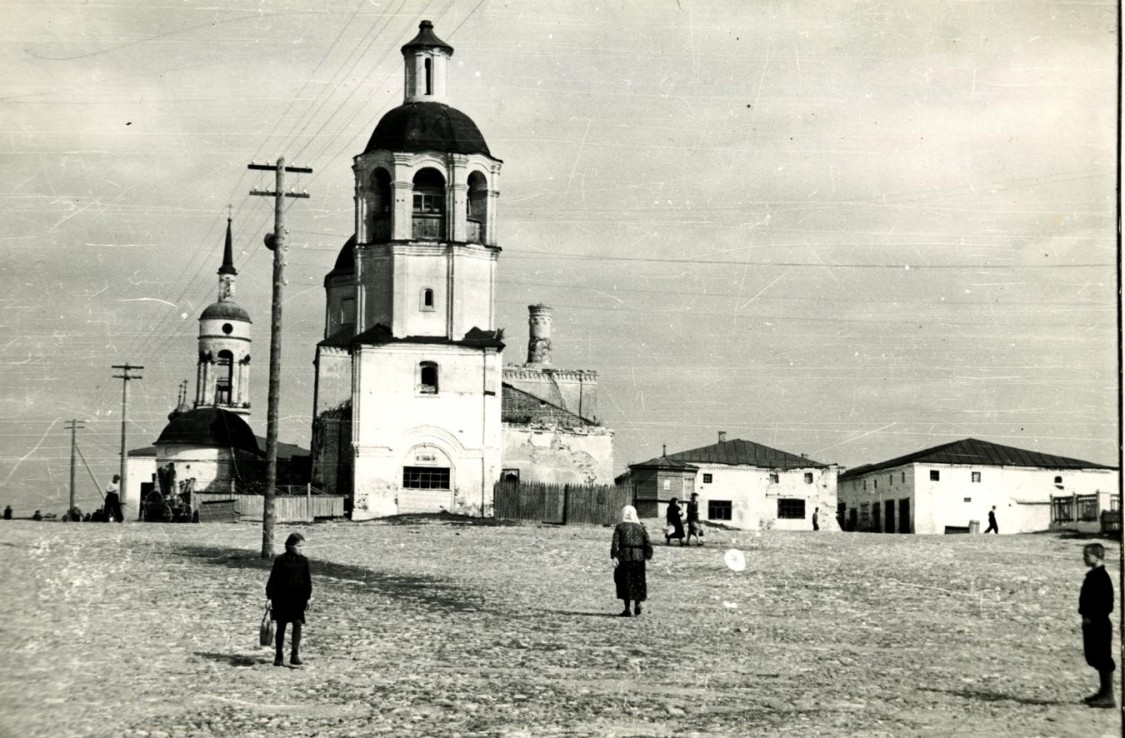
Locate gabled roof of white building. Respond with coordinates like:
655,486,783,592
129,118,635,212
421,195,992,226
840,437,1117,479
645,438,827,470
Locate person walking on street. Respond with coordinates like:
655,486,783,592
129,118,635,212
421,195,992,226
103,475,124,523
611,506,653,617
984,506,998,534
1078,543,1116,708
665,498,685,545
685,492,705,546
266,532,312,667
812,507,820,531
3,505,11,520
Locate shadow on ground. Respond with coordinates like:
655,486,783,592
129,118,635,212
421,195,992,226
169,544,486,613
194,652,263,668
369,512,521,527
921,687,1072,706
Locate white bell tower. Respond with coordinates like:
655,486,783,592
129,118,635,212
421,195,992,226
195,217,252,415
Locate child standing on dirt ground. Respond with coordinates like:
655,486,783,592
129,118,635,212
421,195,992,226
1078,543,1115,708
267,532,312,667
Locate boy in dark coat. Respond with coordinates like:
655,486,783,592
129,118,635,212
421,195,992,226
267,532,312,667
1078,543,1115,707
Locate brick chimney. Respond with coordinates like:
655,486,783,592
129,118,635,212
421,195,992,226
718,431,727,443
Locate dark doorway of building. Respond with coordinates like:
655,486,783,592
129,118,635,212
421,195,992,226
884,499,895,533
898,498,911,533
872,503,881,533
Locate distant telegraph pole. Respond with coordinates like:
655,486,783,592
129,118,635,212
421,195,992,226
248,157,311,559
65,419,84,516
111,364,143,506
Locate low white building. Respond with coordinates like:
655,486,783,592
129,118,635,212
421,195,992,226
838,438,1119,535
625,433,839,531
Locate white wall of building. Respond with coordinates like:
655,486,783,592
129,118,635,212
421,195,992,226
351,342,502,519
124,454,157,519
501,425,614,485
686,464,839,531
840,463,1119,534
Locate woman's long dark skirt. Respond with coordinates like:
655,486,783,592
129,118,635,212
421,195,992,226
614,561,647,602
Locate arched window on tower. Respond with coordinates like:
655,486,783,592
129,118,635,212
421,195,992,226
420,288,435,312
419,361,439,395
215,350,234,405
424,58,433,96
467,171,487,244
412,168,445,240
370,168,392,243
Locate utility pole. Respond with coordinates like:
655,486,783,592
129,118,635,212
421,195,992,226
65,419,84,518
249,157,311,559
111,363,143,513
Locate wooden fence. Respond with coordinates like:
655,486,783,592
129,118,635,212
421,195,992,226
493,482,631,527
194,493,346,523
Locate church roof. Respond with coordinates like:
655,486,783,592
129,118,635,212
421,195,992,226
200,300,251,322
364,102,491,157
155,408,260,455
351,323,505,349
401,20,454,54
325,234,356,281
501,384,596,427
839,438,1117,479
660,438,828,470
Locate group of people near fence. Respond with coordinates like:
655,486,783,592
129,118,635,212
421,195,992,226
664,493,705,547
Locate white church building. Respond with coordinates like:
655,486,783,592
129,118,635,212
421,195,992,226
309,21,613,521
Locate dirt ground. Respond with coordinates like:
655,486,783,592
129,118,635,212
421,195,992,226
0,518,1119,738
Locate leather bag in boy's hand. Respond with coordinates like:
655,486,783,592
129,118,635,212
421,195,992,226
259,605,275,647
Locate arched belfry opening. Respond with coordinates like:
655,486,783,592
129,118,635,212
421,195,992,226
424,58,433,96
215,350,234,405
370,168,392,243
412,168,446,240
467,171,488,245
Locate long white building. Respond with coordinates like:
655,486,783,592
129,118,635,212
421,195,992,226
837,438,1119,534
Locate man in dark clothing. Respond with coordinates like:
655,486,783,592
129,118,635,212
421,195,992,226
103,474,124,523
685,493,704,547
984,506,998,534
1078,543,1115,708
3,505,11,520
812,507,820,531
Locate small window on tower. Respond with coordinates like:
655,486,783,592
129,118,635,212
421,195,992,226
222,323,233,335
424,58,433,96
420,288,435,311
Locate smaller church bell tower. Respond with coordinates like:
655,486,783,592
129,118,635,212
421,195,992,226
195,216,252,415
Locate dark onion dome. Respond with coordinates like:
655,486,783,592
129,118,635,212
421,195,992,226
200,300,251,323
167,399,192,422
155,407,260,455
401,20,453,55
326,234,356,280
364,102,490,157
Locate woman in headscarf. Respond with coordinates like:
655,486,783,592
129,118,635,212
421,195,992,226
266,532,312,666
611,505,653,617
665,497,685,545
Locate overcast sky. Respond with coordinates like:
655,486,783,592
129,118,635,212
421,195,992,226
0,0,1117,512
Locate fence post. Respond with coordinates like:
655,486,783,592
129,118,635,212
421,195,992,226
562,485,569,526
307,482,312,522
